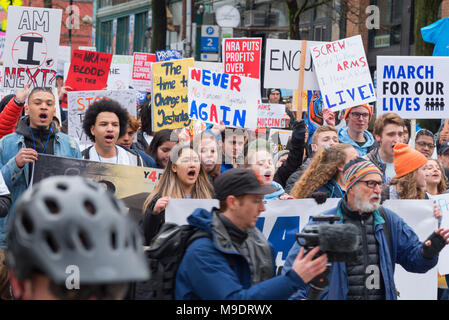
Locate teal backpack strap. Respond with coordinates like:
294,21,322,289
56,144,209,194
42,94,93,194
378,206,393,264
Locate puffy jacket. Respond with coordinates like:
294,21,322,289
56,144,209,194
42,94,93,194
0,97,24,139
282,200,438,300
313,178,345,199
0,117,81,249
175,208,305,300
338,127,375,156
264,181,287,200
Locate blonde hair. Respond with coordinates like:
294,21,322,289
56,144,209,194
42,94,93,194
142,144,213,212
291,143,353,199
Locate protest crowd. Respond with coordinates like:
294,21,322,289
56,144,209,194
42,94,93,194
0,4,448,302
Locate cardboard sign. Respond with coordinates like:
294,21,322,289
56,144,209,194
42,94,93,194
65,50,113,91
264,39,322,91
108,55,133,90
32,154,163,222
377,56,449,119
257,103,286,128
131,52,156,92
3,6,62,89
67,89,137,145
311,35,376,112
57,45,71,76
152,58,194,131
222,37,262,79
188,68,260,130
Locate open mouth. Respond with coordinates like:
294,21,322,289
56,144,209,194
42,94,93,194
187,169,197,178
39,113,48,121
104,135,115,143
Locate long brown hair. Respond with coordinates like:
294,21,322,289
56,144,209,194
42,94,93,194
425,159,448,194
290,143,353,199
142,144,213,212
389,169,426,199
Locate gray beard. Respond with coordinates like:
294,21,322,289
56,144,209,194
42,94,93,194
354,194,381,213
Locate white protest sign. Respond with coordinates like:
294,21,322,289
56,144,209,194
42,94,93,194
377,56,449,119
269,128,292,154
3,6,62,89
193,61,224,73
311,35,376,112
107,55,133,90
0,31,6,62
57,46,71,75
383,199,438,300
263,39,322,91
67,89,137,145
257,103,286,128
432,193,449,275
188,68,261,130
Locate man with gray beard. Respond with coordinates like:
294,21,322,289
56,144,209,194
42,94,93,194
283,157,449,300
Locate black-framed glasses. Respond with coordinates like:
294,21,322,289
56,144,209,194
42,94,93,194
349,112,370,119
358,180,382,189
415,141,435,149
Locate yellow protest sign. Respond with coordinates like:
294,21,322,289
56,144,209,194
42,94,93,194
152,58,194,131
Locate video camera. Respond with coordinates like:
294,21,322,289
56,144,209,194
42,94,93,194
295,214,360,263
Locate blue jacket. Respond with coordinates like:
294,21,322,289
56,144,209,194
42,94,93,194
175,207,305,300
338,127,375,156
264,181,286,200
0,124,81,249
282,200,438,300
314,178,345,199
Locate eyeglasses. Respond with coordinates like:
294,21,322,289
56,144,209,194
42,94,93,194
358,180,382,189
415,141,435,149
349,112,370,119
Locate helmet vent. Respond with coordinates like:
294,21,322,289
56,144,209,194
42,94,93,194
44,231,59,254
110,230,117,250
83,200,96,216
44,198,60,214
77,229,92,251
56,183,68,191
21,211,34,234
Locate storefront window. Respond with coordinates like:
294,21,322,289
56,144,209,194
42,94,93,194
371,0,402,48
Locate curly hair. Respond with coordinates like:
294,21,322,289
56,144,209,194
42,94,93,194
389,169,426,199
82,99,129,142
290,143,353,199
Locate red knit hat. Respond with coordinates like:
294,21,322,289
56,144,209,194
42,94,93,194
344,104,373,121
393,143,428,178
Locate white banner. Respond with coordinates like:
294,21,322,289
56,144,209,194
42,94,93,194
377,56,449,119
67,89,137,145
431,193,449,275
166,198,440,299
263,39,322,91
3,6,62,89
187,67,260,130
311,35,376,112
257,103,286,128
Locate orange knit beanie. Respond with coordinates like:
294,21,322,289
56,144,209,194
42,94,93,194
344,104,373,120
393,143,428,178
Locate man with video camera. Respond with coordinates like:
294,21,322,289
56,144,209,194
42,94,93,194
283,157,449,300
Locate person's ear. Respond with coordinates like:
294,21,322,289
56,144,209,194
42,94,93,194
226,195,238,210
171,163,177,173
311,144,318,152
374,134,382,143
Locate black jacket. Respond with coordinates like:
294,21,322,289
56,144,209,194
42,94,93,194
0,194,11,218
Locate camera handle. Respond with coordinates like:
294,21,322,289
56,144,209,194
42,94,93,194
307,263,331,300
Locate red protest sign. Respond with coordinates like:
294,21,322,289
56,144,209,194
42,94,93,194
131,52,157,91
65,50,113,91
222,38,262,79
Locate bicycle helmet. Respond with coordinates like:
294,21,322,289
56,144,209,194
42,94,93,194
7,176,149,285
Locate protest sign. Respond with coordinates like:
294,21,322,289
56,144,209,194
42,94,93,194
156,49,182,62
376,56,449,119
269,128,292,154
32,154,163,222
57,46,70,75
152,58,194,131
65,50,113,91
222,38,262,79
67,89,137,145
382,199,438,300
0,31,6,62
257,103,286,128
311,35,376,112
188,67,260,130
264,39,322,91
3,6,62,89
193,61,223,73
108,55,133,90
166,198,439,298
131,52,156,92
432,193,449,275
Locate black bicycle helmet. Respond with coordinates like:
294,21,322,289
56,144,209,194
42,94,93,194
7,176,149,285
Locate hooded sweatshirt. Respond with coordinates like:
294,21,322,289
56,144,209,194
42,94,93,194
338,127,375,156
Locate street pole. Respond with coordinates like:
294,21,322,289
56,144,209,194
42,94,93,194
68,0,73,47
